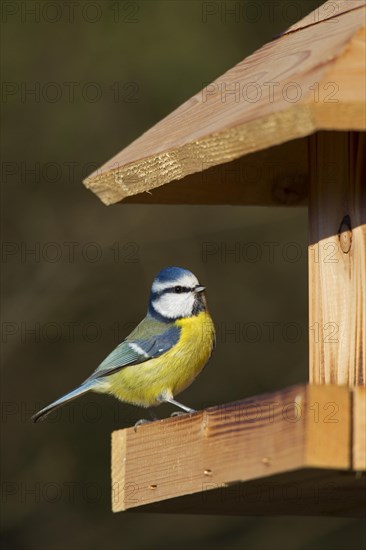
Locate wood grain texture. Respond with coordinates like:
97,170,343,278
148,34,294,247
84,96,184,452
310,26,366,129
83,3,365,204
284,0,365,34
111,384,351,512
353,387,366,470
308,132,366,387
123,137,309,205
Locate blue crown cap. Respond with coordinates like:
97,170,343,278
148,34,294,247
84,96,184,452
153,266,193,284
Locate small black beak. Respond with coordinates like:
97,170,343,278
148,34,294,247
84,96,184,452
194,285,206,293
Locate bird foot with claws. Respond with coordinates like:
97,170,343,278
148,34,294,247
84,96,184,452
134,419,152,431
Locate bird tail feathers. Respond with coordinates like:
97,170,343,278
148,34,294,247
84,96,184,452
31,381,96,423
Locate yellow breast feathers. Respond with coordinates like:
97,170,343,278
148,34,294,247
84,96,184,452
102,311,215,407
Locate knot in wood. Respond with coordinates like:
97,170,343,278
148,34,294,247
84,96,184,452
338,215,352,254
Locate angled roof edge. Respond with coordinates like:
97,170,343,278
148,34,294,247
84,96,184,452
84,2,366,205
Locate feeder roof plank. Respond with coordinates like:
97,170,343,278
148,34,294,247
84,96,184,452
84,2,366,205
284,0,365,34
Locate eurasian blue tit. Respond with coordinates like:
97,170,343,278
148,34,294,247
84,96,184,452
32,267,215,423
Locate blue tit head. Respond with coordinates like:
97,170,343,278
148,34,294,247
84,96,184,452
149,267,207,320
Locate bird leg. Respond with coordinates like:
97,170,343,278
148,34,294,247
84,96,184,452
166,398,195,413
157,393,196,414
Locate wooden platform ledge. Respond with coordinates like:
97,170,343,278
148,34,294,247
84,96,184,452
111,384,365,516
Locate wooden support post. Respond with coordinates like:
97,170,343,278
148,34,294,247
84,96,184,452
308,131,366,386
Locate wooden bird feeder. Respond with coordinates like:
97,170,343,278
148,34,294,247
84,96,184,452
84,0,366,515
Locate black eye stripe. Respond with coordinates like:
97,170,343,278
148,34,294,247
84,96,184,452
174,286,192,293
154,286,193,296
152,286,195,299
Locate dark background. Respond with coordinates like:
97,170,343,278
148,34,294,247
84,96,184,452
1,1,365,549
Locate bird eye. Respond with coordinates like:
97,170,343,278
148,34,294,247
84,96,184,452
174,286,183,293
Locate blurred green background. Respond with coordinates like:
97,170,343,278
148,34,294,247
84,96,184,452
2,1,365,549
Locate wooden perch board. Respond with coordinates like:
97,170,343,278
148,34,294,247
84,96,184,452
84,1,366,205
111,384,365,515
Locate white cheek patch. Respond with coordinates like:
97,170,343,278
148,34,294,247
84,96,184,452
152,292,195,319
152,273,199,294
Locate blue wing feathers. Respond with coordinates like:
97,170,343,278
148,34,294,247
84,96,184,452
87,323,181,380
134,325,181,357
